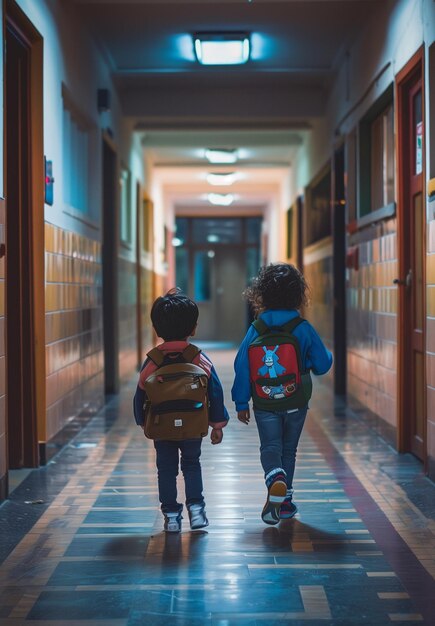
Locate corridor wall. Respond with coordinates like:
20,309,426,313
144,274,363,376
0,0,148,484
291,0,435,474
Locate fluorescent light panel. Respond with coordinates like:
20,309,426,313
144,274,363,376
206,172,238,186
207,193,234,206
195,33,250,66
205,149,238,164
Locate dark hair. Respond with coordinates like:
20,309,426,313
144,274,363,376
244,263,309,315
150,288,199,341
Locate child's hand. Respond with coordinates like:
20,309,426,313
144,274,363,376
210,428,223,444
237,409,250,424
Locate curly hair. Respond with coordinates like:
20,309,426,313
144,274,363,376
244,263,309,316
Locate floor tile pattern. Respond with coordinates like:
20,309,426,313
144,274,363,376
0,350,434,625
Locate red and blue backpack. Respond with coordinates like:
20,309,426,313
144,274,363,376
248,316,313,410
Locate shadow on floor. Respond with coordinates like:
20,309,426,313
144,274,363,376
262,519,350,552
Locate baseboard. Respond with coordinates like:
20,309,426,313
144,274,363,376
0,473,8,502
346,393,397,449
427,456,435,483
39,411,98,465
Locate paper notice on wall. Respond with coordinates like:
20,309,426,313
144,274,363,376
416,121,423,175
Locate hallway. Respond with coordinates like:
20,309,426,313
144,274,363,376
0,352,434,625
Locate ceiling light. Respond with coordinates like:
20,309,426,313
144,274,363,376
172,237,183,247
207,193,234,206
194,33,250,66
207,234,219,243
206,172,238,186
205,149,238,164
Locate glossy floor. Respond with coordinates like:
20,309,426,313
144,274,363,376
0,350,434,625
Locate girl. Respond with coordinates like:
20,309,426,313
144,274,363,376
232,263,332,525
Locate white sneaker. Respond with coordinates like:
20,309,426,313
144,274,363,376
164,511,182,533
188,504,209,529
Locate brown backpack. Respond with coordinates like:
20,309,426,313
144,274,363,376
142,344,210,441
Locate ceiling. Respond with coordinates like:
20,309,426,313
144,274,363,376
68,0,382,208
71,0,382,130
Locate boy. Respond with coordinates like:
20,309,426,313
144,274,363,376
232,263,332,525
134,288,229,532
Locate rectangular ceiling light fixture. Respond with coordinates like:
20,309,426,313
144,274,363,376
207,193,235,206
205,149,238,164
194,32,250,66
206,172,238,186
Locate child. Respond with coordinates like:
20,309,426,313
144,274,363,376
232,263,332,525
134,288,229,533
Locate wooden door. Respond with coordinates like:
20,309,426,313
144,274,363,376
397,51,426,460
5,18,37,467
407,78,425,459
332,146,346,396
136,182,142,368
102,137,120,394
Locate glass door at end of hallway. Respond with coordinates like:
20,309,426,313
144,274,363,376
174,217,262,346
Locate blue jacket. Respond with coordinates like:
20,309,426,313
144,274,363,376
231,309,333,411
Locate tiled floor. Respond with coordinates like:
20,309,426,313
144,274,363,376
0,350,434,625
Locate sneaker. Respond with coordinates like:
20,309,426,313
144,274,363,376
280,498,298,519
163,511,182,533
261,471,287,525
187,503,209,530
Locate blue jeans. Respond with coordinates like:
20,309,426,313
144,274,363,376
253,407,308,489
154,439,204,513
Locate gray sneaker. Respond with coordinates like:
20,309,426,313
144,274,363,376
187,503,209,529
163,511,182,533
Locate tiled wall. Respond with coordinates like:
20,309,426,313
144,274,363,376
139,264,154,364
346,219,398,434
118,256,139,381
303,242,334,354
0,199,5,497
427,215,435,480
45,223,104,441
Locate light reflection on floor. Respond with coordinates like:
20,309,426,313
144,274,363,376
0,350,434,624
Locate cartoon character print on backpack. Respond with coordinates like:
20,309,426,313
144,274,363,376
257,346,296,400
258,346,286,378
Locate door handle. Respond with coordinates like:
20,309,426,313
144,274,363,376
393,269,412,287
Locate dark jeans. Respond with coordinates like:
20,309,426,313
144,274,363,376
254,407,308,490
154,439,204,513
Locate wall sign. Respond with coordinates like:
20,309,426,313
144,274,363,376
45,158,54,205
416,121,423,175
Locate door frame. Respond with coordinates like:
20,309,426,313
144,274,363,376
395,47,427,461
332,143,347,396
4,0,44,469
135,180,142,368
102,132,119,394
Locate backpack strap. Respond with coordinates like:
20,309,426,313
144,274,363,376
281,316,304,335
182,343,201,363
252,317,305,336
251,318,269,335
147,344,201,367
146,347,165,366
